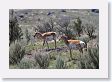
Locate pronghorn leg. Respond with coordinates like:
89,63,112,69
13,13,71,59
69,48,73,60
46,41,49,49
53,36,56,49
54,39,56,49
78,44,83,53
85,43,87,51
79,48,83,53
43,40,45,46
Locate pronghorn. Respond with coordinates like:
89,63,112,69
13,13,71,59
59,35,86,59
34,32,57,49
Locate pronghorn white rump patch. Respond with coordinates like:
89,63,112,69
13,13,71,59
80,41,85,48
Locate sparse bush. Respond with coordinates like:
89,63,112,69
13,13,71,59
36,18,54,33
9,9,23,45
43,22,53,32
77,56,87,69
34,52,50,69
25,28,30,44
84,24,96,39
57,18,75,39
48,17,55,31
58,18,70,32
73,17,83,36
18,57,36,69
9,41,25,65
55,55,67,69
57,18,70,32
78,46,99,69
36,24,45,33
49,52,56,60
88,47,99,68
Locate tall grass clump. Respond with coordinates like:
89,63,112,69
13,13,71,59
18,57,36,69
55,55,67,69
73,17,83,37
57,17,70,33
88,47,99,68
9,41,25,65
25,28,30,44
9,9,23,45
34,52,50,69
57,17,75,39
84,24,96,39
78,46,99,69
36,18,54,33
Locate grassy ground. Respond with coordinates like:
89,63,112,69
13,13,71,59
10,39,89,69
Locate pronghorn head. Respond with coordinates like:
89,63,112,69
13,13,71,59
33,32,42,38
59,35,68,41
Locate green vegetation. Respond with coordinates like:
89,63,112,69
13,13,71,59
9,10,23,45
84,24,96,39
34,52,50,69
73,17,83,37
77,47,99,69
18,57,36,69
25,28,31,44
9,9,99,69
55,55,67,69
9,41,25,65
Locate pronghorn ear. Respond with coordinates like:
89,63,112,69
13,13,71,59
34,32,37,35
33,32,37,37
35,29,38,33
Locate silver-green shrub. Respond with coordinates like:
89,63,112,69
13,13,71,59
73,17,83,37
9,41,25,65
9,9,23,45
78,46,99,69
55,55,67,69
84,24,96,39
25,28,31,44
18,57,36,69
88,47,99,68
34,52,50,69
